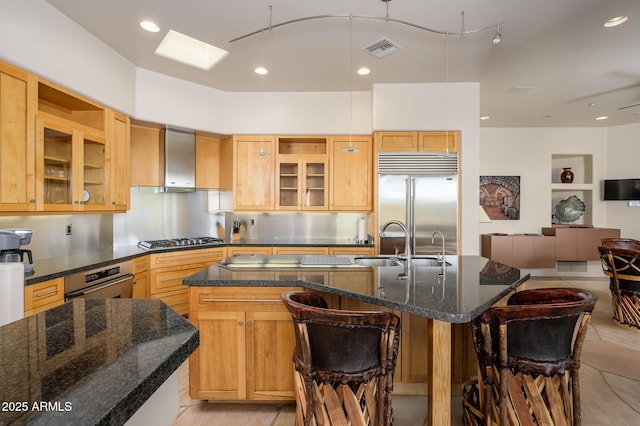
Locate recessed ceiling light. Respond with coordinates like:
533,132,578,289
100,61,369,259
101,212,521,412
604,16,628,28
140,20,160,33
255,66,268,75
588,102,597,107
480,116,490,120
155,30,229,70
357,67,371,76
596,115,609,120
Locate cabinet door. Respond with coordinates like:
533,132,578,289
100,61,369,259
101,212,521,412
302,158,327,210
0,62,35,212
190,310,247,400
272,246,329,255
481,235,513,266
110,110,130,210
130,124,163,186
80,130,108,211
418,131,460,153
133,270,149,299
554,228,579,261
234,136,275,210
195,133,221,189
276,158,300,209
512,236,535,268
246,310,296,401
227,246,273,256
330,135,372,211
375,131,418,152
24,277,64,316
36,116,74,210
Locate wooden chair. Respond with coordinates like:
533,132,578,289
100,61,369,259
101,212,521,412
461,288,597,426
600,237,640,252
598,245,640,331
281,291,400,426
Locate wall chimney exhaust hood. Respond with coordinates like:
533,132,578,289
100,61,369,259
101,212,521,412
162,126,196,192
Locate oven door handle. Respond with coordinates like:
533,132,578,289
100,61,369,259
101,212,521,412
65,274,134,299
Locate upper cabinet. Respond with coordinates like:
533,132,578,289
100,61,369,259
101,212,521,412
195,132,222,189
223,135,276,210
0,59,130,214
376,131,460,153
329,135,373,211
276,136,328,211
35,79,109,211
0,61,36,212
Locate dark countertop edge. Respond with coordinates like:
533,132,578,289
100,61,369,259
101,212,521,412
184,271,531,323
98,328,200,426
25,240,373,286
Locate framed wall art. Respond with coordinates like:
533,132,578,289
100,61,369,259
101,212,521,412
480,176,521,220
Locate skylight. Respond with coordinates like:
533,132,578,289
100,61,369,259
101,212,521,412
155,30,228,70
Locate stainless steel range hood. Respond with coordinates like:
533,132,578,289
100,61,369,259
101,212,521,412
162,126,196,192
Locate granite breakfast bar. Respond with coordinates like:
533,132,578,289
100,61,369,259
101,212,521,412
184,254,530,426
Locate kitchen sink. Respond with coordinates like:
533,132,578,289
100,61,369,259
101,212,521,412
354,257,404,267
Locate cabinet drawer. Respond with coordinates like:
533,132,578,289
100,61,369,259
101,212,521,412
151,288,188,316
191,286,302,311
150,247,225,269
132,255,150,274
150,266,205,294
24,277,64,313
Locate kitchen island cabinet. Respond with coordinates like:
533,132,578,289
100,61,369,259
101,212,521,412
185,254,529,425
188,285,302,402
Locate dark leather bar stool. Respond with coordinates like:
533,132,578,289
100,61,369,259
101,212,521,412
281,291,400,426
461,287,597,426
598,245,640,331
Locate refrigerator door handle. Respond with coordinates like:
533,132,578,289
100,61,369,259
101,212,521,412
406,177,416,255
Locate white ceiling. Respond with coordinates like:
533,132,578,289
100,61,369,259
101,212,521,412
46,0,640,127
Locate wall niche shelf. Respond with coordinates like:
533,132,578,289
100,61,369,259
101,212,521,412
551,154,594,226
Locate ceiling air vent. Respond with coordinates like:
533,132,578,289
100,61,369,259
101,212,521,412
363,37,402,58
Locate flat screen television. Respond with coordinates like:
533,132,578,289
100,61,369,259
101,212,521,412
603,179,640,200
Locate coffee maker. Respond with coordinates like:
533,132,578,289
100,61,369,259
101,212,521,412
0,229,34,275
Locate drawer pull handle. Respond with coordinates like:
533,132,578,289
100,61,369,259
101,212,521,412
201,298,282,303
35,289,58,298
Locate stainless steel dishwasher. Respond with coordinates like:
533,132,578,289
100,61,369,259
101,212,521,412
64,261,134,300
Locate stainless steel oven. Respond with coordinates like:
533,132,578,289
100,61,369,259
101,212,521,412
64,261,134,300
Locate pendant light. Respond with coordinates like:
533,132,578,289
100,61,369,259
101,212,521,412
341,14,360,153
254,7,272,157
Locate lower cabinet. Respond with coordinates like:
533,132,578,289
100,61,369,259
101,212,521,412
188,286,302,401
24,277,64,316
541,226,620,261
149,248,225,316
482,234,556,268
132,255,150,299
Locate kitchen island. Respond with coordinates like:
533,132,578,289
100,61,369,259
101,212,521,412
0,298,199,426
184,254,530,426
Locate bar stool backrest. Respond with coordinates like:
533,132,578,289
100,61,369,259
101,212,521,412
469,287,597,426
281,291,400,426
598,245,640,331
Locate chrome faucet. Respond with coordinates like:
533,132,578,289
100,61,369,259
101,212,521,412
431,230,446,265
381,220,412,275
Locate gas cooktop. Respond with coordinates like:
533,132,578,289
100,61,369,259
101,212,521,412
138,237,225,250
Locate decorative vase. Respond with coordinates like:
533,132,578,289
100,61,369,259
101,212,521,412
560,167,574,184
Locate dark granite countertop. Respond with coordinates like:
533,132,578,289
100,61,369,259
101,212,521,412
0,298,199,426
184,255,530,323
25,239,371,287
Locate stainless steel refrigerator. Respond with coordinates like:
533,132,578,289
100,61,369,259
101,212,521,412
378,152,458,256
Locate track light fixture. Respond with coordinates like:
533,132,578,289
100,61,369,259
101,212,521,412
492,22,502,44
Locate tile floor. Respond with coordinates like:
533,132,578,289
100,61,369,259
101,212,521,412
173,278,640,425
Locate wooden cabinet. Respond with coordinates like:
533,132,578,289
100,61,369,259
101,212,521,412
224,135,275,210
188,286,301,401
227,246,273,256
24,277,64,316
272,246,329,255
109,110,130,210
328,247,375,256
132,255,150,299
195,132,222,189
481,234,556,268
130,122,163,186
276,137,328,211
35,79,110,212
329,135,373,211
0,60,36,212
149,248,225,315
541,226,620,261
376,131,460,153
